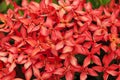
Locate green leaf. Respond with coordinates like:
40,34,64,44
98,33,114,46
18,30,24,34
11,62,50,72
0,1,7,13
87,0,100,9
34,0,41,3
8,4,14,10
101,0,110,5
52,0,58,4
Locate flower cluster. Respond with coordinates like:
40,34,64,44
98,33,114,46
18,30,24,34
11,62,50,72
0,0,120,80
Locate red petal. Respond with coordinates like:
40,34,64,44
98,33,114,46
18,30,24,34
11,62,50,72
103,72,109,80
26,38,37,47
17,54,24,63
65,71,73,80
65,38,74,46
88,68,98,76
20,18,30,25
24,61,32,69
83,56,91,67
58,8,66,18
20,26,27,38
0,57,7,63
25,67,32,80
79,23,88,33
42,72,52,79
84,2,92,11
9,62,16,72
81,31,92,41
35,62,44,69
54,68,65,75
40,26,48,36
56,41,64,50
65,30,73,39
80,72,87,80
8,47,18,54
33,66,40,78
70,56,78,67
63,46,73,53
75,45,86,55
50,3,60,10
75,36,86,43
55,23,65,30
0,52,8,56
45,17,53,28
14,78,24,80
22,0,28,7
60,53,69,59
92,55,102,66
92,66,103,72
117,75,120,80
106,70,118,76
109,64,118,70
2,71,16,80
11,36,23,42
31,47,40,56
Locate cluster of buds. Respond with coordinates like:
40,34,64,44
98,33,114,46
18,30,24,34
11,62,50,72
0,0,120,80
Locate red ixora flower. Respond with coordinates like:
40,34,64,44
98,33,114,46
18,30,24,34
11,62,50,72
0,0,120,80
